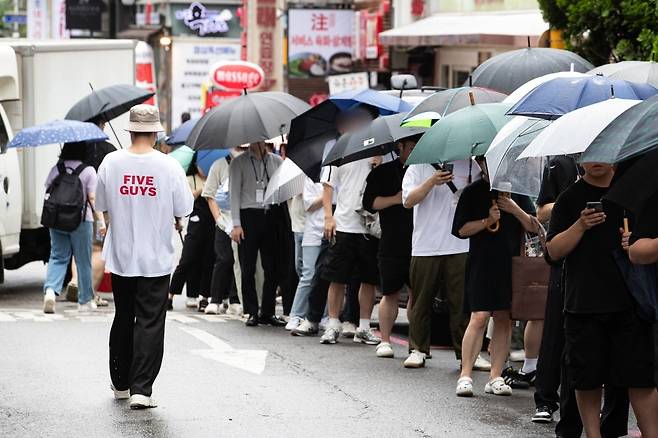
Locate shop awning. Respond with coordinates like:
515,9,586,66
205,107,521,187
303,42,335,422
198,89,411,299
379,10,548,47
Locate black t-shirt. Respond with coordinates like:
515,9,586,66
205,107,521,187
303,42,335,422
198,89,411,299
547,179,632,314
537,155,581,207
86,140,117,171
631,193,658,242
362,159,412,258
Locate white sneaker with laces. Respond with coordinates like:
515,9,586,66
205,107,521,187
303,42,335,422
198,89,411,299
403,350,426,368
473,354,492,371
285,316,302,331
485,377,513,396
78,300,98,312
204,303,220,315
43,288,56,314
456,377,474,397
320,327,340,344
291,319,319,336
375,342,394,358
111,384,130,400
341,321,357,338
227,303,243,316
129,394,158,409
353,328,381,345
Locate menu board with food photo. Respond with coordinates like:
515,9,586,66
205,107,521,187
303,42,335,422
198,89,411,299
288,9,356,78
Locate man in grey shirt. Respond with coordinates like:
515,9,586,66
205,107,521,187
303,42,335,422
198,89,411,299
230,142,283,327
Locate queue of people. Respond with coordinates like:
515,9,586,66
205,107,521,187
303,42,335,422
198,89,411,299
38,102,657,432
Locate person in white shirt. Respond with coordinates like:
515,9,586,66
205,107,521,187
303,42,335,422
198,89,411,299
400,160,475,369
96,105,194,410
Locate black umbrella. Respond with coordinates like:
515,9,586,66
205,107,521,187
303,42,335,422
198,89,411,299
470,46,594,95
606,148,658,216
65,84,155,122
187,92,310,150
323,113,426,167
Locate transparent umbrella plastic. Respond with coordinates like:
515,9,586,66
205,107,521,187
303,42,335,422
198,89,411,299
485,117,551,197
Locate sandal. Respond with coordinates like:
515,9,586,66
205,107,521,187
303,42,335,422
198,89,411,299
456,377,473,397
485,377,512,396
94,295,109,307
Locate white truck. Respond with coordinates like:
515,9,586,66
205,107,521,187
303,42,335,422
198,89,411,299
0,39,136,282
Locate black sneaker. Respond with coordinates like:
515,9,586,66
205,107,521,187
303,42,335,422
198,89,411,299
197,298,209,312
502,366,535,389
532,405,555,423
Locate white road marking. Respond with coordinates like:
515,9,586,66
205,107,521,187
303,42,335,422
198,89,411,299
193,315,227,323
179,326,268,375
166,313,199,324
0,312,16,322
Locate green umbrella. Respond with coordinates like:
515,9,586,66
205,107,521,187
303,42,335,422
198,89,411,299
406,102,513,165
169,145,195,172
580,95,658,164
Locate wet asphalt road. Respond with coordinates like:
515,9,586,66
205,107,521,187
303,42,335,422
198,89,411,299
0,263,560,438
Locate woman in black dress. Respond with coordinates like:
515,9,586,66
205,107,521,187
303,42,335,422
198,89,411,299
452,156,536,397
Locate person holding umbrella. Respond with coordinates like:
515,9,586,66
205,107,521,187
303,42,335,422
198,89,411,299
546,160,658,437
97,104,193,409
452,157,536,397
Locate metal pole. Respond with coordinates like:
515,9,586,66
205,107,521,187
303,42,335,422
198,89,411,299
12,0,19,38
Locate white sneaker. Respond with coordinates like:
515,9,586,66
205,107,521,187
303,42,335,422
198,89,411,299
77,300,98,312
341,321,357,338
403,350,426,368
375,342,394,358
485,377,513,396
129,394,158,410
204,303,221,315
320,327,340,344
43,288,56,314
111,384,130,400
185,297,199,308
291,319,319,337
353,328,381,345
285,316,302,331
473,354,492,371
456,377,474,397
227,303,243,316
509,349,526,362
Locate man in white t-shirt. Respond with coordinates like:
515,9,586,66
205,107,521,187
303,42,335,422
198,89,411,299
96,105,194,410
400,160,473,369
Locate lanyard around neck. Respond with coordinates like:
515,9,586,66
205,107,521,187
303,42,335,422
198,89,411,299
249,154,270,184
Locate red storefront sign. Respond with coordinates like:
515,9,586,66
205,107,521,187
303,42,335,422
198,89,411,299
203,89,242,112
211,61,265,90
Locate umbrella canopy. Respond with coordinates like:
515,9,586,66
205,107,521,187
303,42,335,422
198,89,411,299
508,75,657,120
187,92,309,151
401,87,507,128
485,117,550,197
7,120,108,148
406,102,513,165
580,94,658,164
197,149,230,176
503,71,590,104
605,148,658,215
589,61,658,87
323,113,427,167
264,158,306,204
169,145,195,172
329,88,412,115
470,47,594,95
517,98,641,160
286,91,410,181
65,84,155,122
166,118,199,146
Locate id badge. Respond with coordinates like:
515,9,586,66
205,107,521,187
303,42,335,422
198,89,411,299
256,180,265,203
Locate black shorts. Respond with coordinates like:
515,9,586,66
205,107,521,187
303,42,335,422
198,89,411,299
378,257,410,295
321,232,379,285
564,310,655,390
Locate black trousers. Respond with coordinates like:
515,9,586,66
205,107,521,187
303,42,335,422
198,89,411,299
238,208,278,318
170,216,214,298
109,274,169,397
210,227,238,304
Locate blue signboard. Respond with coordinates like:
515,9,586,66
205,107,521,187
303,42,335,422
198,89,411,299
2,14,27,25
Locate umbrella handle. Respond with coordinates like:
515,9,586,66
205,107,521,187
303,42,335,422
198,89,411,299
623,217,629,234
486,199,500,233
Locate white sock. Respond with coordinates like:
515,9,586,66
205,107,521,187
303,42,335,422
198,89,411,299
45,288,56,298
358,318,370,331
328,318,341,329
522,358,538,374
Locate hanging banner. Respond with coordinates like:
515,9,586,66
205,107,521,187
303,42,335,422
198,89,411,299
51,0,69,39
27,0,49,39
288,9,355,78
135,42,158,107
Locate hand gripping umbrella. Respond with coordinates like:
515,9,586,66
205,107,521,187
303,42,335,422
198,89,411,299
187,92,310,150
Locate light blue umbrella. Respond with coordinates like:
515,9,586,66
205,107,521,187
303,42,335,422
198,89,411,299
166,118,199,146
329,88,412,115
197,149,230,176
8,120,108,148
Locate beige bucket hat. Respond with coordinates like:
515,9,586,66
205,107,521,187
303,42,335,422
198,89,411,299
126,104,165,133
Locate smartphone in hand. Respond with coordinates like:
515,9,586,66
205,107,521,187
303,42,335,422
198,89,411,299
586,201,603,213
442,163,454,174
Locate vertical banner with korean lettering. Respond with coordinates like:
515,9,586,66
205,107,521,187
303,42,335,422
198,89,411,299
51,0,70,39
27,0,49,39
288,9,356,78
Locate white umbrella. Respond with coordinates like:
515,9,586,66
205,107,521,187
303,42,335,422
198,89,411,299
517,98,641,159
504,71,590,104
264,158,306,204
485,116,551,197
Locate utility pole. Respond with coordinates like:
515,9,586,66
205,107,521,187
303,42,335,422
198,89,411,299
12,0,20,37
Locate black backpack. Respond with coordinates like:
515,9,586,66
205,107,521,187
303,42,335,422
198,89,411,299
41,161,89,232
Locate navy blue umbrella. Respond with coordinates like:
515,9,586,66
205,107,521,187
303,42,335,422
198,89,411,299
329,88,412,115
507,75,658,120
166,118,199,146
8,120,108,148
